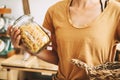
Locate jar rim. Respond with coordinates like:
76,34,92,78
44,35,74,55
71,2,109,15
13,14,33,28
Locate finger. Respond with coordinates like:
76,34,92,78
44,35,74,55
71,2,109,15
12,29,21,47
10,28,20,44
12,28,21,41
7,26,12,36
11,27,19,37
13,35,21,48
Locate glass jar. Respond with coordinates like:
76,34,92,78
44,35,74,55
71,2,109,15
12,15,50,54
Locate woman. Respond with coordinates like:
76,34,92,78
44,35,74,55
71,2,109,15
7,0,120,80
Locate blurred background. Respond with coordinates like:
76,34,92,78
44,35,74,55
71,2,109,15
0,0,59,25
0,0,59,80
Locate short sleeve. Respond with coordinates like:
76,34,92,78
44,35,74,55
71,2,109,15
114,0,120,42
42,7,57,54
43,8,54,33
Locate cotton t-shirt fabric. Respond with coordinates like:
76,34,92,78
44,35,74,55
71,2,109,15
43,0,120,80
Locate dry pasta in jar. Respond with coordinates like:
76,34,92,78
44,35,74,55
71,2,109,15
12,15,50,54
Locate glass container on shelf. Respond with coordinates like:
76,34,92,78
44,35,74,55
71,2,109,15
0,5,12,34
0,37,12,56
0,5,14,57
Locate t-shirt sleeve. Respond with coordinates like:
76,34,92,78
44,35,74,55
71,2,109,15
42,7,57,54
114,0,120,42
116,20,120,42
43,8,54,33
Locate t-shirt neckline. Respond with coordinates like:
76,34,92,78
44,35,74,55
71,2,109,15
66,0,110,29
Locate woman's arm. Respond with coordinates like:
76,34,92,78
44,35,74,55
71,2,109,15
36,49,59,65
7,26,59,65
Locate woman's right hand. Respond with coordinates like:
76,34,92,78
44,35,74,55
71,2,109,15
7,26,34,55
7,26,22,49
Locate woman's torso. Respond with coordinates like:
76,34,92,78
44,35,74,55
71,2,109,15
46,0,120,80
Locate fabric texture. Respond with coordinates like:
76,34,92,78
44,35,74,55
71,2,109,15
43,0,120,80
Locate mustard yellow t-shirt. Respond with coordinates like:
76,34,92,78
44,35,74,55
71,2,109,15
43,0,120,80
